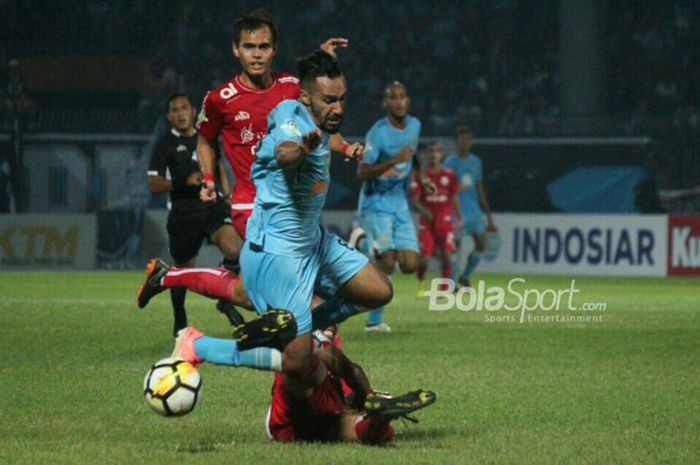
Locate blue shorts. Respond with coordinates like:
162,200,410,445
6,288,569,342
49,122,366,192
240,226,369,335
461,213,486,235
359,209,418,255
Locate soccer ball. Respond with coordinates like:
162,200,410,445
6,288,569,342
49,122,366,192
143,357,202,416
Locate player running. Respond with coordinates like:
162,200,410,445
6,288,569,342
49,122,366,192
197,9,358,242
139,51,392,379
443,126,495,288
411,141,460,294
146,93,241,335
354,82,421,332
170,326,436,443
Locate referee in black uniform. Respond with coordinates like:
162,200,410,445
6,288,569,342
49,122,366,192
147,93,243,336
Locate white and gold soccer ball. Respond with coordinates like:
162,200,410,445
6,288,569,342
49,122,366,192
143,357,202,416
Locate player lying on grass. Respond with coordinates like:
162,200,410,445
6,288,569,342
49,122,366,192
172,325,436,443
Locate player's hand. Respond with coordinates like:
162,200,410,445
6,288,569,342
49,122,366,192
394,145,413,165
302,130,322,153
487,221,497,232
199,180,216,202
342,142,365,162
319,37,349,59
420,210,434,221
186,171,204,186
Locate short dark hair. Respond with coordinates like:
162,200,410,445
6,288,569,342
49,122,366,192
296,50,343,90
166,93,191,112
233,9,277,45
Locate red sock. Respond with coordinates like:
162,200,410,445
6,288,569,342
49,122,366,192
355,416,395,444
417,261,428,281
162,267,238,301
441,259,452,282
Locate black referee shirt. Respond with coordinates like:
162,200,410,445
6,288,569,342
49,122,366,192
148,128,222,213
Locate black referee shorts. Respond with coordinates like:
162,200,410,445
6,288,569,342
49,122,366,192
167,202,232,264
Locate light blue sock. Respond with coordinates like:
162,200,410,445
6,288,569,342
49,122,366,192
312,297,360,329
366,307,384,326
461,251,482,279
193,336,281,371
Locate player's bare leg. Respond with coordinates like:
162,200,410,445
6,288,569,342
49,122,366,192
375,250,396,275
459,232,487,288
396,249,418,273
336,262,393,309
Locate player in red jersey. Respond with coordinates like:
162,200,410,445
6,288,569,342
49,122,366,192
411,141,460,294
267,331,436,443
197,9,360,241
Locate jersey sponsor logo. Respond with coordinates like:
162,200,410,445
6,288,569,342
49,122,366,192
281,120,302,138
309,180,328,197
461,173,474,188
219,83,239,99
176,144,187,152
241,124,255,144
440,176,449,186
234,111,250,121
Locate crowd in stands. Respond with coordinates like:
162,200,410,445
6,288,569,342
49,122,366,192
0,0,697,138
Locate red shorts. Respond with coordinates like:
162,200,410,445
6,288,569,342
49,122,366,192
230,207,252,241
419,223,456,257
267,372,345,442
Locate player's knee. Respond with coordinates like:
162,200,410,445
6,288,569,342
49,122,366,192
369,275,393,308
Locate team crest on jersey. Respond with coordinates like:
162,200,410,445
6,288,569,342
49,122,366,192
240,124,254,144
461,173,474,188
281,120,302,138
235,111,250,121
440,176,449,186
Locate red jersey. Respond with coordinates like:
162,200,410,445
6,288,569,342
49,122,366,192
267,372,345,442
197,72,301,208
411,166,459,229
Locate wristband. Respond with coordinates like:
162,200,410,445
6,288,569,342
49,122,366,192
203,173,215,183
341,143,352,155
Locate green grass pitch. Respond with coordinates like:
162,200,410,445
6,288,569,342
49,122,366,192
1,271,698,465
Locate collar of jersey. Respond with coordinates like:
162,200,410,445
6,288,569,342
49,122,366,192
234,73,278,94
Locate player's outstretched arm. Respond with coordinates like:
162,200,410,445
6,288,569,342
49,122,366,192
356,146,412,180
329,134,364,161
319,344,372,409
275,130,321,170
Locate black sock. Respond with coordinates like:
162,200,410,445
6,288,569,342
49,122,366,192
170,288,188,336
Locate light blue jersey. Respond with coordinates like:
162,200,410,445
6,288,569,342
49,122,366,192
241,99,368,335
246,100,331,257
358,116,421,214
444,153,483,217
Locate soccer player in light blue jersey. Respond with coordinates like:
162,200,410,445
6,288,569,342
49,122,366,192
241,51,394,382
443,125,495,288
139,52,392,385
354,82,422,332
